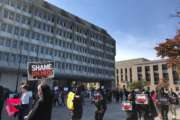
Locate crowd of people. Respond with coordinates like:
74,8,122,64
0,82,179,120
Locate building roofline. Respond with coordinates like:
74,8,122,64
43,1,114,40
116,58,150,63
135,59,167,65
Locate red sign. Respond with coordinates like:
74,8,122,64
135,94,148,104
122,101,132,111
5,98,21,117
28,61,54,80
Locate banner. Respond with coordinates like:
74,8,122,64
122,101,132,111
135,94,148,104
27,61,54,80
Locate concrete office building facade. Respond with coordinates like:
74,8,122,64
0,0,116,91
116,58,180,91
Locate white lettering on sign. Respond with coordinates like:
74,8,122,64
31,64,52,71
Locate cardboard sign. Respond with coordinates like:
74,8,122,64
122,101,132,111
135,94,148,104
27,61,54,80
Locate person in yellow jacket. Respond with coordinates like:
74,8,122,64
67,87,83,120
67,91,75,110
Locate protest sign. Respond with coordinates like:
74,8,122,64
27,61,54,80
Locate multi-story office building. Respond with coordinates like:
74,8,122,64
0,0,116,91
116,58,180,91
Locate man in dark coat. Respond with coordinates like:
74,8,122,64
94,91,107,120
72,87,83,120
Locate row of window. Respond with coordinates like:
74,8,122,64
116,65,180,84
1,0,115,46
3,8,115,52
0,22,114,60
0,36,114,68
0,51,114,76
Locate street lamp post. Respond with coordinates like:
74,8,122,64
15,41,23,92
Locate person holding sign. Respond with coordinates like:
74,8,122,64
125,93,138,120
94,91,107,120
18,84,32,120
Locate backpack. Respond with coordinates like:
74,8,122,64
67,91,75,110
159,94,169,106
169,93,179,105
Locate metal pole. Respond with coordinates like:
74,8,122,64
15,41,23,92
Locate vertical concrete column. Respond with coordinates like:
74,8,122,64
127,67,130,82
142,65,146,80
158,64,163,80
123,67,126,82
132,66,138,82
150,65,155,89
168,67,174,89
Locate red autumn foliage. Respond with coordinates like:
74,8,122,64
155,30,180,66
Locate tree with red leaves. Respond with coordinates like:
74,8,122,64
155,30,180,67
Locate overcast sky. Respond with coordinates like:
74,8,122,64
46,0,180,61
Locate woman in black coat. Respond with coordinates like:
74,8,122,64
25,83,53,120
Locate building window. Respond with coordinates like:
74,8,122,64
173,70,179,84
7,24,13,34
145,66,150,72
9,54,15,63
116,69,119,74
176,87,179,91
163,73,169,81
0,37,4,46
137,67,142,72
5,39,11,47
12,40,17,48
162,64,168,70
138,74,142,81
153,65,158,71
1,23,7,31
15,14,21,22
154,73,159,84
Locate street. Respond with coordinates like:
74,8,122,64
52,102,126,120
2,100,180,120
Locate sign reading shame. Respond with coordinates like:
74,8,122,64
28,61,54,80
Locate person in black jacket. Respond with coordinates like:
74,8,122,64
126,92,138,120
158,88,170,120
72,87,83,120
144,93,158,120
25,82,53,120
94,91,107,120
